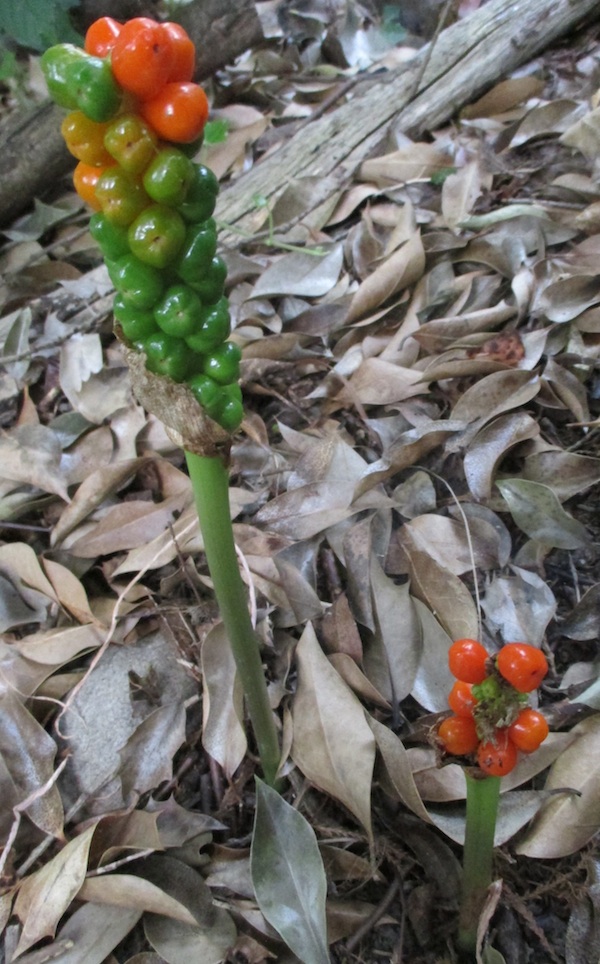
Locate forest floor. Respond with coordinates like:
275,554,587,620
1,3,600,963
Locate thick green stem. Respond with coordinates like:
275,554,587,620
185,449,281,787
458,772,501,956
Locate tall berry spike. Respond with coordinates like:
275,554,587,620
41,17,242,432
42,19,281,793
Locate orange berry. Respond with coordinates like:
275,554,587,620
140,82,209,144
448,680,477,718
438,715,479,756
111,18,175,100
84,16,122,58
496,643,548,693
162,22,195,82
448,638,489,684
477,729,518,776
73,162,107,209
508,708,549,753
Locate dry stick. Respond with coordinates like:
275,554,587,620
344,874,402,953
409,0,456,98
16,793,87,878
0,757,69,879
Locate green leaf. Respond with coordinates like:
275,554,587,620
481,947,507,964
0,50,17,81
496,478,590,549
430,166,457,186
251,779,329,964
0,0,81,51
203,119,229,145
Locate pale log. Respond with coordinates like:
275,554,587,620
0,0,263,227
217,0,600,244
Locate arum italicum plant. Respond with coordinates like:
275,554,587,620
42,16,281,788
439,637,550,956
41,14,553,958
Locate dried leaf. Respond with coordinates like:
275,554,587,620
59,332,103,400
144,906,236,964
51,458,148,547
496,479,591,548
201,623,247,779
15,623,104,667
565,882,600,964
337,356,426,405
347,231,425,323
543,357,590,422
522,451,600,501
451,370,540,424
291,623,375,838
42,557,95,624
78,874,197,925
562,585,600,641
0,425,69,501
461,76,545,119
119,701,187,805
401,541,479,643
442,160,488,230
464,412,540,501
410,599,458,712
360,143,451,185
2,307,32,381
398,515,495,576
67,495,190,558
369,717,431,821
328,653,390,708
537,274,600,323
354,421,463,496
13,825,96,957
22,902,142,964
143,855,236,964
517,716,600,858
251,245,343,299
255,435,371,539
561,105,600,160
509,99,583,148
0,690,64,837
369,556,421,702
481,566,556,646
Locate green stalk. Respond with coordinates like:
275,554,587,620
458,771,501,956
185,449,281,787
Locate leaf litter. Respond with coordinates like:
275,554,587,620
1,4,600,963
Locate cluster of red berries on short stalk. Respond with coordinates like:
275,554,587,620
437,638,549,776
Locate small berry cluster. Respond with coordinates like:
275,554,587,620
438,639,549,776
41,17,243,432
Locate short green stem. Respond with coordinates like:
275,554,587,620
185,449,281,787
458,771,501,956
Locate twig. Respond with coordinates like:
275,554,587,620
16,793,87,878
409,0,455,98
344,874,401,953
0,312,110,366
85,848,155,877
0,757,70,879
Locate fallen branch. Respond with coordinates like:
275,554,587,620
216,0,600,244
0,0,263,227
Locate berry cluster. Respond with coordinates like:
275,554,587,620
41,17,243,432
438,638,549,776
